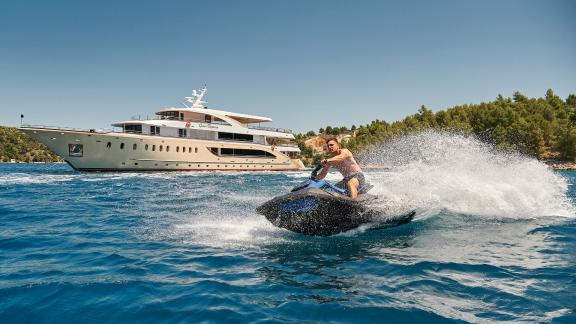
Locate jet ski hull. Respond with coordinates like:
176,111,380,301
257,188,415,236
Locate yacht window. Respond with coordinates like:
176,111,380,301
152,145,156,151
107,142,111,148
179,113,184,120
159,145,163,152
124,124,142,134
150,126,160,135
218,132,253,142
166,146,170,152
178,129,187,138
218,132,233,140
120,143,125,149
145,144,149,150
204,115,211,123
215,148,275,157
176,146,179,152
159,111,179,120
189,147,192,153
195,147,198,153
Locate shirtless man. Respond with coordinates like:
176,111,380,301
314,138,365,199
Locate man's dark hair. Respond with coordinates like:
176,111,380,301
326,137,339,144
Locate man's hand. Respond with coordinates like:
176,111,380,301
321,159,329,166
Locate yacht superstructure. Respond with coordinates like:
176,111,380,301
20,87,304,171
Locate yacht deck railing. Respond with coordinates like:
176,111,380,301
21,124,115,133
248,125,292,134
129,116,292,133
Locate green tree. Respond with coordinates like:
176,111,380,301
546,89,563,108
513,91,528,103
556,128,576,161
566,94,576,108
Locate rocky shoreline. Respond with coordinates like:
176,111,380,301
549,163,576,171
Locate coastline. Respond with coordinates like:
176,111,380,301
548,162,576,171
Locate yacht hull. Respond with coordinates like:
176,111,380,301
20,127,304,171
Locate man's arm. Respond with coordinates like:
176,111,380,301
316,149,351,179
325,149,351,164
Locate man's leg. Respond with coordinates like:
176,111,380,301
347,178,360,199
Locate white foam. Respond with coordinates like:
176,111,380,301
0,173,77,185
360,131,575,218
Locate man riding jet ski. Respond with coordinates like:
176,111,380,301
256,139,415,236
317,138,365,199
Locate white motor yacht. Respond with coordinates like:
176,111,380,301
20,87,304,171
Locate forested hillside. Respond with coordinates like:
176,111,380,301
297,89,576,164
0,127,61,162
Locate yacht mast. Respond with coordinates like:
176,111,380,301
185,86,208,109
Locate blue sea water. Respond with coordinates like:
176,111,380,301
1,151,575,322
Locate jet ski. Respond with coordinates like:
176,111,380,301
256,165,415,236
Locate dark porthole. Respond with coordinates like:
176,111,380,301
176,146,179,152
159,145,163,152
120,143,125,149
145,144,149,150
106,142,111,148
152,145,156,151
188,147,192,153
133,143,137,150
135,163,139,166
166,146,170,152
195,147,198,153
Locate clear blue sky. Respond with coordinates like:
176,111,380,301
1,0,574,133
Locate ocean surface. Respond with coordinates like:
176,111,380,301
1,135,575,323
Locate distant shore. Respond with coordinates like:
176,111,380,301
548,162,576,171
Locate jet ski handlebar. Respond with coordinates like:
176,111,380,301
310,164,323,180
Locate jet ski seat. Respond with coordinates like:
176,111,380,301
307,165,374,196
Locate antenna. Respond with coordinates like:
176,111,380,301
20,114,24,127
180,101,190,108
